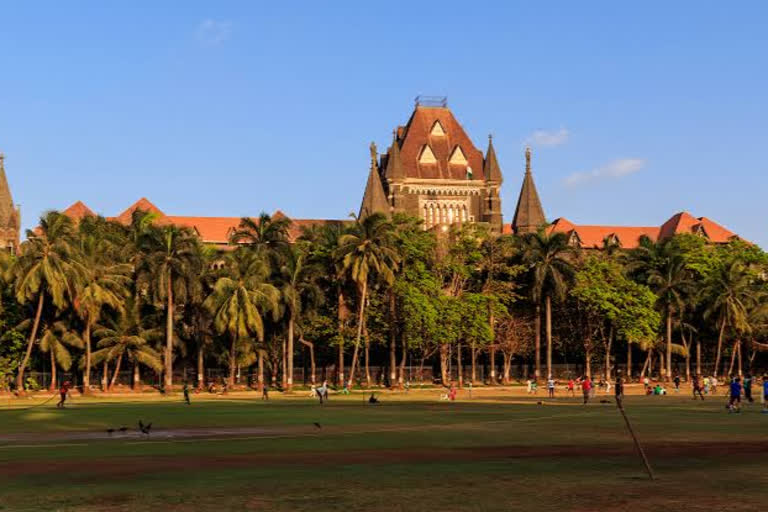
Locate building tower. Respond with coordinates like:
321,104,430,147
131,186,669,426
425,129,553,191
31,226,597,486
511,146,546,234
360,97,504,233
0,152,20,254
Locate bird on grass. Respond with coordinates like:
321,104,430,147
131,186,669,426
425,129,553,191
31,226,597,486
138,420,152,436
106,428,115,436
313,422,322,429
118,426,128,433
599,399,611,404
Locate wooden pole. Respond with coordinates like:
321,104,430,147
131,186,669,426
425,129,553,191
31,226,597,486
616,396,654,480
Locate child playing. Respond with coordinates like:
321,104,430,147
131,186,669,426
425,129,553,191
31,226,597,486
547,376,555,398
567,378,575,397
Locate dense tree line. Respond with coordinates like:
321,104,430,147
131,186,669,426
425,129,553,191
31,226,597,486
1,209,767,394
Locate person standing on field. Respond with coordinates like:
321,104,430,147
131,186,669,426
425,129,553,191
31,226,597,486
614,371,624,401
567,378,575,397
581,376,592,405
692,374,705,400
547,376,555,398
673,375,681,393
743,373,753,403
57,381,71,408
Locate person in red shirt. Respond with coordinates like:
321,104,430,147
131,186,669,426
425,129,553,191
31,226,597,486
57,381,71,408
581,376,592,405
567,379,575,397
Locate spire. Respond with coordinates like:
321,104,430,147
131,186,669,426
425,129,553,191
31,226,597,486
483,134,503,183
383,131,405,181
511,146,546,234
359,149,390,219
0,152,16,228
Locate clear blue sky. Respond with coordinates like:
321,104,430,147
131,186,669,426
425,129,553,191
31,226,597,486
1,1,766,247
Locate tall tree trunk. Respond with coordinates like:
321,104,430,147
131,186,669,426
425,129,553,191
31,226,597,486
133,362,140,390
665,306,673,381
16,292,45,394
83,321,92,395
228,335,237,388
363,324,371,387
727,340,738,377
197,343,205,390
534,303,541,379
49,350,57,392
281,338,287,389
696,339,701,376
109,352,124,390
470,342,477,384
101,361,108,391
300,337,316,385
503,354,512,384
398,338,407,387
585,345,592,379
347,281,367,389
457,343,463,387
605,327,614,382
337,290,345,387
736,340,743,377
287,316,294,390
627,342,633,380
640,350,651,378
714,318,726,377
257,350,264,391
389,291,397,388
489,310,496,385
439,344,449,385
545,295,553,379
165,277,174,391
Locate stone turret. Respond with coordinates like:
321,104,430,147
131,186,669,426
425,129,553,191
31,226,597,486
0,152,20,254
511,147,546,234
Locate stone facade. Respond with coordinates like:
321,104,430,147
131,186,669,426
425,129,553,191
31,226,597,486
360,101,504,233
0,153,20,254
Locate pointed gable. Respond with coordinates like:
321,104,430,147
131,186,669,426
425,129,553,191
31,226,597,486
419,145,437,164
116,198,165,225
430,120,446,136
512,147,546,234
359,166,390,219
63,201,96,222
448,145,467,166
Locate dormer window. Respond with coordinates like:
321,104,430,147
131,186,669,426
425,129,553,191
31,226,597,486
449,146,467,165
419,145,437,164
430,121,446,136
693,224,709,239
568,231,582,248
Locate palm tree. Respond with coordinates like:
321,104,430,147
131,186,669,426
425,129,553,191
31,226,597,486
703,260,752,377
336,213,399,389
137,224,203,390
279,242,320,391
92,297,163,390
35,320,84,391
230,212,292,265
302,222,350,387
628,237,693,380
204,249,279,387
73,218,131,393
12,212,78,394
517,230,575,380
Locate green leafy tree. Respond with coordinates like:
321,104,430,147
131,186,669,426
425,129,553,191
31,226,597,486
204,249,279,387
12,212,78,393
137,224,203,390
517,230,576,379
336,213,399,388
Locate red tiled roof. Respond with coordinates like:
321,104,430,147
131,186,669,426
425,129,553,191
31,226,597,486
115,198,165,225
397,106,485,181
62,201,96,221
540,212,739,249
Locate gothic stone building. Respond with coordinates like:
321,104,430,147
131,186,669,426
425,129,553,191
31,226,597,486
0,153,21,254
360,98,504,233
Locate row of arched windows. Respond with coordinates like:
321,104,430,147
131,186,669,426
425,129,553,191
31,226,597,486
422,202,470,228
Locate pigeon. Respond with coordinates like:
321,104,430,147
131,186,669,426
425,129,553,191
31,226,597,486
118,426,128,433
600,399,611,404
106,428,115,435
138,420,152,436
536,401,543,405
313,422,322,429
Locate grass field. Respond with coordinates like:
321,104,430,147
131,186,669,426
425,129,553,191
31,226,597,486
1,387,766,511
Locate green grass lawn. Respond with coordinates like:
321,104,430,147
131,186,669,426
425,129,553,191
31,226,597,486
1,389,766,511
